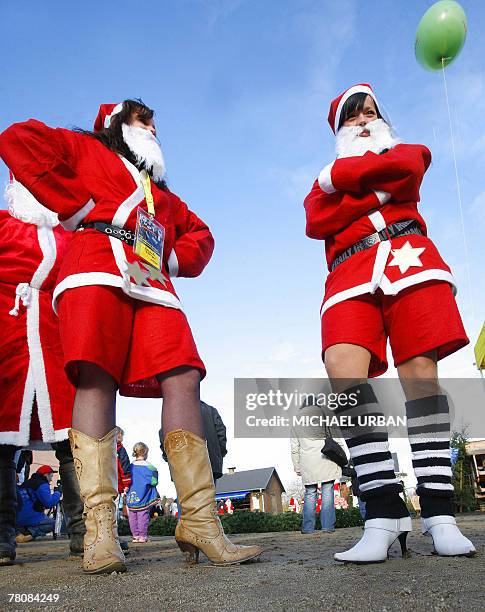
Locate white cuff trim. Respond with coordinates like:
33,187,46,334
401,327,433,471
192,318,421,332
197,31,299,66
168,249,179,277
318,162,336,194
373,190,390,205
60,198,95,231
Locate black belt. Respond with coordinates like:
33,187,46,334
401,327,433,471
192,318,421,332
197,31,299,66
330,220,423,272
77,222,135,246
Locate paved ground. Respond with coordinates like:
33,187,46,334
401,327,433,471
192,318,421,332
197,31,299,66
1,514,484,611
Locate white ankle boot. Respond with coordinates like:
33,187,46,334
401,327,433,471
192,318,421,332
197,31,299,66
422,516,475,557
334,517,412,564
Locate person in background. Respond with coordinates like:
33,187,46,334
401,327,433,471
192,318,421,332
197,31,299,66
115,428,131,554
291,406,342,534
126,443,160,543
16,465,61,542
0,186,84,566
15,451,33,485
116,428,132,497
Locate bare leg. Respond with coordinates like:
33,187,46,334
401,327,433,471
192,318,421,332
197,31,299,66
324,343,372,391
71,361,117,438
325,343,409,564
397,350,439,400
157,366,203,439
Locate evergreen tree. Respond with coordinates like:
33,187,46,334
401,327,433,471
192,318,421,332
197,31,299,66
451,431,478,513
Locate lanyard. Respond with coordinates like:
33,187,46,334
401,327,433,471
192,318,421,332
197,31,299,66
140,171,155,216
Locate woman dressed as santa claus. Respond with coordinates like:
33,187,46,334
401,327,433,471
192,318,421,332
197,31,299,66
0,100,262,574
304,84,475,563
0,183,85,565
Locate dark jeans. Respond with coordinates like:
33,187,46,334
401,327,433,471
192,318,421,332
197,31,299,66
20,516,56,539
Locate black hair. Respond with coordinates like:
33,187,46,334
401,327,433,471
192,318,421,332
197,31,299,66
75,98,167,190
338,92,383,131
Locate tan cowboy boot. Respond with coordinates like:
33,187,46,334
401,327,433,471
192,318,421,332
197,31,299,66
164,429,262,566
68,428,126,574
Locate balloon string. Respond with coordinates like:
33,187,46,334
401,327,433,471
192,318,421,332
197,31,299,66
441,58,475,322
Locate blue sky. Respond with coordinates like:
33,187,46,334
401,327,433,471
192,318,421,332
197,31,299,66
1,1,484,495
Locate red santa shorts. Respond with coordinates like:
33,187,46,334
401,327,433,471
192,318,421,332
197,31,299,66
321,280,468,377
57,285,205,392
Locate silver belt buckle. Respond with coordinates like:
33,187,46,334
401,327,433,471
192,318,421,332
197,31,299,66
361,231,380,248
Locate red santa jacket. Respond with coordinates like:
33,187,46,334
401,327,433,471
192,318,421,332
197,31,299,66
0,212,75,446
304,144,455,315
0,120,214,314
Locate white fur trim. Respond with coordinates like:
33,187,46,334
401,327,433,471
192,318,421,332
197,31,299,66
112,157,145,228
334,85,378,133
373,190,390,205
60,198,95,231
370,241,391,292
31,226,57,289
25,225,58,442
18,363,35,447
118,154,142,186
318,162,336,194
320,282,374,316
368,211,387,232
5,179,59,227
380,269,456,296
168,249,179,277
27,288,55,441
109,236,131,289
104,103,123,129
52,272,183,313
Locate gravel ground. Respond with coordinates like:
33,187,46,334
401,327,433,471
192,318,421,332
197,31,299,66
1,514,483,611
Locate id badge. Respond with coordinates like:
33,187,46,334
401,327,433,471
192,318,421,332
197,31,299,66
133,208,165,271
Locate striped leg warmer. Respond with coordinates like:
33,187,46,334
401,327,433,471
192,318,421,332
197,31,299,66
405,394,454,518
336,383,408,520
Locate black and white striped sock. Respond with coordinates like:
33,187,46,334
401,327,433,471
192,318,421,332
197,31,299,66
336,383,408,520
405,394,454,518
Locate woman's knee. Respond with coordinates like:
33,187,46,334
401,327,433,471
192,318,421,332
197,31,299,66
398,352,437,379
324,343,371,380
76,361,117,392
157,366,201,397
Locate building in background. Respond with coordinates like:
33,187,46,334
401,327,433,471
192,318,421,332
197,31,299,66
215,467,285,514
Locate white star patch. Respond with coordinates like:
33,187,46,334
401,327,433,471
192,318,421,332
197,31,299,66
126,261,151,286
388,241,426,274
146,266,168,287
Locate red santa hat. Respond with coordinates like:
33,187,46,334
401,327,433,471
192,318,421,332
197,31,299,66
93,102,124,132
327,83,382,134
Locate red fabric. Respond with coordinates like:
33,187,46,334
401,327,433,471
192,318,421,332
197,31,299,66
0,119,215,293
117,442,132,493
0,119,214,398
305,144,431,264
57,285,205,393
0,212,75,444
304,143,456,312
321,281,468,377
327,83,375,133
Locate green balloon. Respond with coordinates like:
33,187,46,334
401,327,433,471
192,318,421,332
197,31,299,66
415,1,467,71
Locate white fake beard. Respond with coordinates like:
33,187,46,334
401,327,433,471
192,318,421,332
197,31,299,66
122,123,166,182
335,118,401,158
4,180,59,227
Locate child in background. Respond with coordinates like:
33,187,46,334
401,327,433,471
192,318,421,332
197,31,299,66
126,443,160,543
